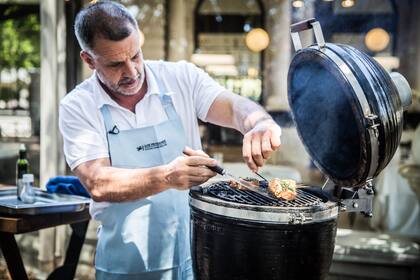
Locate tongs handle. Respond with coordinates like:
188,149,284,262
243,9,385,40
182,148,225,175
207,165,225,176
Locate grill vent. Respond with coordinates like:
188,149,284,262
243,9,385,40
205,181,322,207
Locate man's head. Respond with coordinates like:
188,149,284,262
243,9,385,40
75,1,145,96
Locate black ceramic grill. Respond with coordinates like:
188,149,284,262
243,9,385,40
190,184,338,280
190,18,412,280
205,181,322,207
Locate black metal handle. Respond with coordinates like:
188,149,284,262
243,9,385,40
290,18,316,33
207,165,225,175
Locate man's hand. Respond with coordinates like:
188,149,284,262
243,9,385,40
164,147,217,190
242,119,281,172
206,92,281,172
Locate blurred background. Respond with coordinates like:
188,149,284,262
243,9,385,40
0,0,419,279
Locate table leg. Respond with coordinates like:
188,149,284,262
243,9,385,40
0,232,29,280
47,220,89,280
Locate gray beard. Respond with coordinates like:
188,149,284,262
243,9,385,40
97,66,145,97
118,70,145,96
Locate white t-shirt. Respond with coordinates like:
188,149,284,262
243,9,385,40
59,60,224,170
59,60,225,218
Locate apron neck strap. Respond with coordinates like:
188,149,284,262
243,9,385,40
100,105,116,133
147,65,179,120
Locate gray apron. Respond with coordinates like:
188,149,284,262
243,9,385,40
95,67,192,280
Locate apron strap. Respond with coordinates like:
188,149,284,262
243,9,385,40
147,65,179,121
100,105,118,134
99,105,116,163
160,95,179,120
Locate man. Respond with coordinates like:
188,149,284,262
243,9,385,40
59,1,281,279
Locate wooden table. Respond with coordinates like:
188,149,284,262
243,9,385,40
0,208,90,280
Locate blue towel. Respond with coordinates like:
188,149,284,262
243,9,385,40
46,176,91,198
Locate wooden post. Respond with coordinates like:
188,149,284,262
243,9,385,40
264,0,291,111
167,0,188,61
39,0,67,267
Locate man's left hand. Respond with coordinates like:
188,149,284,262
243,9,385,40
242,119,281,171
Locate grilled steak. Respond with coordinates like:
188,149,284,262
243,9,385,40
267,179,297,201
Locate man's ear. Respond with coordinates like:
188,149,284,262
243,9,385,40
80,51,95,70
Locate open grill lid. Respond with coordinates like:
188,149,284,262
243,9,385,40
287,19,412,188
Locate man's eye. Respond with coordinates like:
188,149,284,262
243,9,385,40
131,55,139,61
109,63,121,68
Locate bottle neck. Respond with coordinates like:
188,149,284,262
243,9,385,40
19,150,27,159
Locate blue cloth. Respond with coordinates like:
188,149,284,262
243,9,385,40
46,176,91,198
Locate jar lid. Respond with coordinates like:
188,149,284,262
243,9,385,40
22,174,34,182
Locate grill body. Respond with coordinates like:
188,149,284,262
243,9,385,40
190,182,339,280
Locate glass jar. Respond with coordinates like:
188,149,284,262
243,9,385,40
20,173,35,204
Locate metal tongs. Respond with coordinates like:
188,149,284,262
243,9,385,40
207,165,274,199
182,149,273,199
254,171,269,182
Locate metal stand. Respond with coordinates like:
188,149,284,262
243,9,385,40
322,178,375,216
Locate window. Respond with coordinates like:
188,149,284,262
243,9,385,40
194,0,266,103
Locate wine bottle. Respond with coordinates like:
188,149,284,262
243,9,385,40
16,144,29,200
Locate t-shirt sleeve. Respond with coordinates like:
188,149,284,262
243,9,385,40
59,98,109,170
184,62,226,121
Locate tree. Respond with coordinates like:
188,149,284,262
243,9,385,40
0,5,40,70
0,4,40,106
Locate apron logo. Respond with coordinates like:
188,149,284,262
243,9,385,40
137,140,167,151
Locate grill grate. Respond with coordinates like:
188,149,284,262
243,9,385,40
205,181,322,207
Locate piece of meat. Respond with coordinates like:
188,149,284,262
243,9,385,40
228,180,247,190
242,177,260,187
228,177,259,190
267,178,297,201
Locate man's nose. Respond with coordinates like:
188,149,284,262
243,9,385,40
124,60,137,77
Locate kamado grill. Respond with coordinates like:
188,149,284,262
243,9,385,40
190,181,338,280
189,19,412,280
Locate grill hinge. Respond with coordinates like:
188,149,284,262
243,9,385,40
288,213,312,224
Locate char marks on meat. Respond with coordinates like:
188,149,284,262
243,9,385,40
267,179,297,201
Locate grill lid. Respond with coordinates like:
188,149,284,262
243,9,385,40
288,19,411,187
189,182,338,224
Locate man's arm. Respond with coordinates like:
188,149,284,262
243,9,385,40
74,149,217,202
206,91,281,171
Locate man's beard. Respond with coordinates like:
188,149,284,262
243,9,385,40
99,66,146,96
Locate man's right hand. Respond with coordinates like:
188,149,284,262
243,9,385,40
164,147,217,190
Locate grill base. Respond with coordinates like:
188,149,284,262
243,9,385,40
191,207,337,280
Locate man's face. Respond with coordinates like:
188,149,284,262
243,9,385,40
82,29,145,96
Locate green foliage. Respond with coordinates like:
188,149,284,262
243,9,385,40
0,6,40,70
